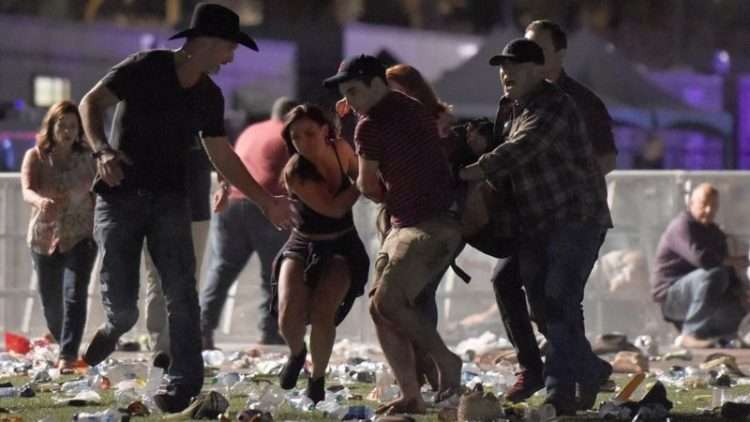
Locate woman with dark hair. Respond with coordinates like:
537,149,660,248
274,104,369,403
21,100,96,373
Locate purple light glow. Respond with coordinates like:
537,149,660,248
738,76,750,169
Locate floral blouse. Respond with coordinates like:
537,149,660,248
25,147,96,255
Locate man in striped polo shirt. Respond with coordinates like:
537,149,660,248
324,55,464,414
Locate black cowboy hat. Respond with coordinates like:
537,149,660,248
169,3,258,51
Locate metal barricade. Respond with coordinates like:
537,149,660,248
1,171,748,345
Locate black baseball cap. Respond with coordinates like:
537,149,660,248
489,38,545,66
323,55,386,88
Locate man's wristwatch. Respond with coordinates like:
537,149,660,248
92,146,114,160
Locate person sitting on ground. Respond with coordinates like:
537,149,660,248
273,104,369,404
651,182,750,348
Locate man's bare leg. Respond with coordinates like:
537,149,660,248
372,292,462,402
370,303,426,414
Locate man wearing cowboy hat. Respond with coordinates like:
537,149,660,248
78,3,291,412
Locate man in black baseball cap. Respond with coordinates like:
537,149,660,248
324,55,465,414
323,54,386,88
459,36,612,416
488,38,545,100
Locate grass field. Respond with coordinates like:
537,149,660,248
0,370,748,421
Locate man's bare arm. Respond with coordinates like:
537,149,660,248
80,81,131,186
79,81,120,152
356,157,385,203
202,136,291,228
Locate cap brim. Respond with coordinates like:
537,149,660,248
168,29,259,52
322,73,351,89
489,54,519,66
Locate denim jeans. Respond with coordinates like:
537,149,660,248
520,221,606,399
491,252,546,375
662,266,746,338
94,190,203,393
31,238,96,360
144,220,209,354
199,198,287,338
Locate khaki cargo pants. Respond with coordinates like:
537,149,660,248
371,214,463,305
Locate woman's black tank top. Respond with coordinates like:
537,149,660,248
292,144,354,234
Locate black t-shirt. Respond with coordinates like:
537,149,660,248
97,49,225,195
187,146,212,221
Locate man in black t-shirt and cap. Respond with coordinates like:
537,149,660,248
78,3,291,412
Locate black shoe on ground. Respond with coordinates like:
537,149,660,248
505,369,545,403
306,376,325,404
279,344,307,389
153,385,194,413
152,351,171,371
83,329,118,367
577,359,613,410
597,358,613,386
544,392,578,416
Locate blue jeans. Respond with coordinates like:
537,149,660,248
31,238,96,360
662,267,746,338
520,221,605,399
200,198,287,338
94,190,203,393
491,252,546,375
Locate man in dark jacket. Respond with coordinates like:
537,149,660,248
652,183,748,348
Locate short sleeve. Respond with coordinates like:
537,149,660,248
101,52,147,101
201,86,226,138
354,118,383,162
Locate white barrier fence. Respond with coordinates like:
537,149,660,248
1,171,749,346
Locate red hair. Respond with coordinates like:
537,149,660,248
386,64,449,117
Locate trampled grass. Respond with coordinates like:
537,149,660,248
0,373,749,420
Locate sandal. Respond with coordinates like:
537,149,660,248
58,358,77,375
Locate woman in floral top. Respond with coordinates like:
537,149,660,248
21,100,96,373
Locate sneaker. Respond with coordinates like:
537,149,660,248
279,344,307,389
82,329,118,367
153,385,194,413
305,376,325,404
505,369,545,403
